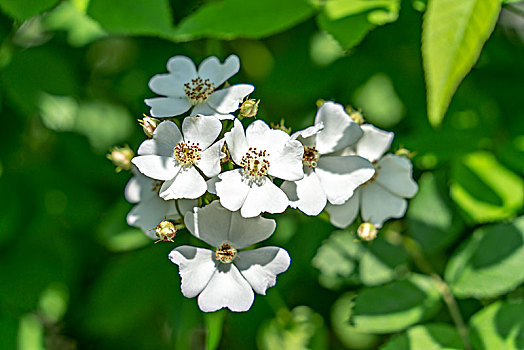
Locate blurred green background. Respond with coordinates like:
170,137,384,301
0,0,523,349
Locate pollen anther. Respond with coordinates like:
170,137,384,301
240,147,270,181
302,146,320,168
173,141,202,166
184,77,216,105
215,241,237,263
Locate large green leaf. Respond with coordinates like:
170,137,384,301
0,0,60,20
87,0,174,37
380,323,463,350
469,300,524,350
173,0,316,41
450,152,523,224
444,216,524,299
422,0,501,126
350,274,442,333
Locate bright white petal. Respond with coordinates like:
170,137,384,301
197,263,254,312
159,166,207,200
148,73,186,98
184,200,232,247
138,120,182,156
235,247,290,295
197,138,224,177
314,101,363,154
247,123,290,156
291,123,323,148
198,54,240,87
375,154,418,198
216,169,250,212
361,182,407,227
325,189,361,229
145,97,191,118
207,84,254,114
224,119,249,165
182,115,222,150
132,155,180,181
190,103,235,120
356,124,394,162
127,196,178,239
241,178,289,218
315,155,375,205
166,55,198,78
169,246,216,298
268,139,304,181
285,170,327,216
228,211,276,249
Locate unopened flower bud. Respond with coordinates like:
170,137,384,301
395,147,415,159
239,98,259,119
107,145,134,172
357,222,378,241
138,115,160,138
154,220,177,243
346,106,365,125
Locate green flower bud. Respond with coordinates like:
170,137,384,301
107,145,134,172
239,98,259,119
138,115,160,138
357,222,378,241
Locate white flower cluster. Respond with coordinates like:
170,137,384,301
120,55,418,312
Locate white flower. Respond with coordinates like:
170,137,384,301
169,201,291,312
125,170,196,239
131,116,224,200
281,101,375,216
326,124,418,228
215,119,304,218
145,55,254,120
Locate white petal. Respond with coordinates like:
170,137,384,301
228,210,276,249
132,155,180,181
190,102,235,120
268,139,304,181
291,123,323,148
224,119,248,165
315,155,375,205
375,154,418,198
197,263,254,312
127,196,178,239
159,166,207,199
182,115,222,150
169,246,216,298
325,189,361,229
235,247,290,295
207,176,219,194
356,124,394,162
148,73,186,98
246,121,289,156
197,138,224,177
283,170,327,216
198,55,240,87
314,101,363,154
207,84,254,114
361,182,407,227
166,55,198,79
145,97,191,118
216,169,250,212
241,178,289,218
184,200,232,247
125,172,154,203
138,120,182,156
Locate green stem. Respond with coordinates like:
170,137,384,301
400,235,471,350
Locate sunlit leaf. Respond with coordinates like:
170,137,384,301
450,152,523,224
380,323,463,349
422,0,501,126
350,274,442,333
0,0,60,20
469,300,524,350
445,216,524,299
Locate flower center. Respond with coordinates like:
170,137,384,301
184,77,215,105
173,141,202,166
215,241,237,263
302,146,320,168
240,147,270,180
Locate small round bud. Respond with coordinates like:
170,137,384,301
395,147,416,159
239,98,259,119
138,115,160,138
154,220,177,243
357,222,378,241
316,99,325,108
345,106,365,125
107,145,134,172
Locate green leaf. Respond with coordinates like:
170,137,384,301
422,0,502,126
317,13,373,51
407,172,464,253
469,300,524,350
87,0,174,37
444,216,524,299
350,274,442,333
173,0,316,41
450,152,523,224
0,0,60,20
380,323,463,350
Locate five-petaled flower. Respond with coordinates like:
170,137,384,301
169,201,291,312
145,55,254,120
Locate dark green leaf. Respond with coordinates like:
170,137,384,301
0,0,60,20
380,323,463,350
317,13,373,51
